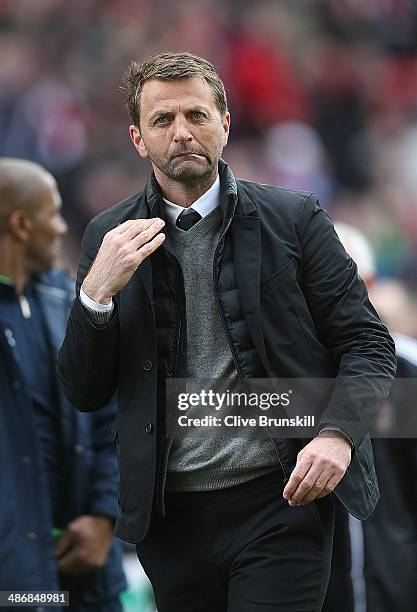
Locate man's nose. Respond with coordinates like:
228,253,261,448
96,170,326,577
58,215,68,236
173,117,192,143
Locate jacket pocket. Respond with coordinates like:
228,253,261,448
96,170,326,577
261,257,296,293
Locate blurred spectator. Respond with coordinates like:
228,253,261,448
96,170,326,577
0,158,126,609
264,121,333,204
327,221,417,612
370,279,417,338
3,80,88,171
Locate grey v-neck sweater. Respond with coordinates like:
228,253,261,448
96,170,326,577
165,207,279,491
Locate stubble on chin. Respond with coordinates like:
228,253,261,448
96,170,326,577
171,161,213,183
153,154,215,184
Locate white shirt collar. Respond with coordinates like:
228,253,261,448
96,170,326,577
163,175,220,225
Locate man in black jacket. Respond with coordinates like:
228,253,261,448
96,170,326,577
58,52,396,612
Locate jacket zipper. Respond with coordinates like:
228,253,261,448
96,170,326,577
148,294,166,516
212,216,246,383
157,261,186,517
212,215,289,480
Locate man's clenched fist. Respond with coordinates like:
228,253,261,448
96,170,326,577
82,217,165,304
55,515,114,575
283,432,352,506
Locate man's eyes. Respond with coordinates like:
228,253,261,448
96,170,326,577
153,111,206,125
155,116,169,125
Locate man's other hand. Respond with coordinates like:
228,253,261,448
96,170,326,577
282,433,352,506
82,218,166,304
55,515,114,575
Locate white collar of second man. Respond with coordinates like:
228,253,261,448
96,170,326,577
163,175,220,225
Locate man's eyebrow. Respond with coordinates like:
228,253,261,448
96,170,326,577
186,106,209,114
148,105,210,122
148,108,173,121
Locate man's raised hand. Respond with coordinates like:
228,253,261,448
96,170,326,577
82,218,165,304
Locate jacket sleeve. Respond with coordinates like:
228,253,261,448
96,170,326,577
299,195,397,448
87,398,119,519
57,218,120,412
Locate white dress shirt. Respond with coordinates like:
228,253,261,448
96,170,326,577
163,175,220,225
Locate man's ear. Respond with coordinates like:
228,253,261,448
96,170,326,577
8,209,32,243
129,124,149,159
222,112,231,147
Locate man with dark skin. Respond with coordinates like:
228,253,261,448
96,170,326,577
0,161,67,293
0,159,125,610
58,53,395,611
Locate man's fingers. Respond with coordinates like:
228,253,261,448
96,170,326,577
316,473,342,499
286,463,324,506
298,470,344,505
114,218,156,234
136,232,166,262
114,219,139,233
283,457,312,501
131,219,166,250
58,548,90,575
297,470,329,505
57,548,78,573
54,530,74,558
115,218,160,235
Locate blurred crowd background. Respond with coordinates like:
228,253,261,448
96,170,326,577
1,0,417,330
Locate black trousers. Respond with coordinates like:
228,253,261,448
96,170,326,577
136,469,335,611
322,501,354,612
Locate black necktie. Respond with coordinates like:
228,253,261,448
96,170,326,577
176,209,202,231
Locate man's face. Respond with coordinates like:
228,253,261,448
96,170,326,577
130,76,230,184
26,175,67,274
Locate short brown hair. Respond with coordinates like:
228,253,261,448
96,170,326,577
121,51,228,127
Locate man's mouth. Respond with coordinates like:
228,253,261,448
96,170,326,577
173,152,204,159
